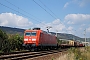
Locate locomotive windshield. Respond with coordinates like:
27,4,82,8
25,32,30,36
25,32,36,36
31,32,36,36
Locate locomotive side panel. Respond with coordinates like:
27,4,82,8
39,32,57,47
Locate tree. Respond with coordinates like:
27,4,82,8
0,29,24,52
0,29,9,52
0,29,8,40
8,34,23,51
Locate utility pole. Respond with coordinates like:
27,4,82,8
56,30,58,37
84,29,86,46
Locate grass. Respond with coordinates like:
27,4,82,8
67,47,90,60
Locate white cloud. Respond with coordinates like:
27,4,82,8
35,19,66,32
0,13,33,28
64,14,90,25
79,0,90,7
0,13,90,38
52,19,61,25
64,13,90,38
51,19,66,32
66,26,73,34
67,26,73,31
37,14,90,38
64,2,69,8
0,13,66,32
63,0,90,8
87,27,90,33
14,13,89,38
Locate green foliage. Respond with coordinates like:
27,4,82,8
8,34,23,51
68,47,90,60
0,29,9,52
0,29,8,40
1,39,11,52
0,29,24,53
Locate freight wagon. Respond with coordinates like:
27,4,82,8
58,39,85,48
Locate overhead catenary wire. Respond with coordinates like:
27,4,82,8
39,0,58,19
0,1,53,32
38,0,64,25
4,0,62,25
1,0,69,33
32,0,66,32
33,0,57,19
0,3,26,17
32,0,66,31
4,0,45,24
0,2,49,27
3,0,61,29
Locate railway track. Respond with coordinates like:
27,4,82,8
0,49,67,60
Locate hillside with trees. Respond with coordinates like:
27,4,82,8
0,26,25,36
0,26,84,41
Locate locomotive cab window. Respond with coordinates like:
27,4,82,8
25,32,30,36
25,32,36,36
31,32,36,36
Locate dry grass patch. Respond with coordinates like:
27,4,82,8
66,47,90,60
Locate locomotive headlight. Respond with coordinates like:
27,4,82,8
24,39,28,41
32,39,36,41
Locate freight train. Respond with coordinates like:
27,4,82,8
23,28,84,51
58,39,85,48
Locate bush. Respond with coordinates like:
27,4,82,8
68,47,90,60
8,34,23,51
0,29,23,53
0,29,9,52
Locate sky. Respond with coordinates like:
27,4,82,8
0,0,90,38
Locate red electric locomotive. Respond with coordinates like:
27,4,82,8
23,28,57,51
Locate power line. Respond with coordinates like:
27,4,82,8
4,0,44,23
33,0,57,19
38,0,64,25
1,0,56,31
33,0,66,31
1,0,68,33
0,2,45,26
39,0,58,19
4,0,63,25
4,0,18,8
